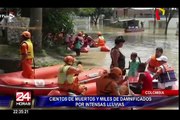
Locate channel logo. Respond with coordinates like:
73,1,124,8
14,91,32,108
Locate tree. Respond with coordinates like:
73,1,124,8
78,8,97,24
164,8,178,35
78,8,96,16
153,8,156,34
43,8,75,35
102,8,114,19
91,8,105,25
78,8,101,25
42,8,76,48
78,8,114,25
29,8,42,51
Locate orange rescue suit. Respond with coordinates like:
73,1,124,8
20,39,34,79
58,65,86,95
98,36,106,46
96,74,120,96
147,54,161,73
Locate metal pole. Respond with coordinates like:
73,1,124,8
153,8,156,34
33,58,35,79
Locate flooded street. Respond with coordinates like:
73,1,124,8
77,26,179,110
78,26,179,79
0,26,178,110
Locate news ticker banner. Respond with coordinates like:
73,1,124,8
0,96,12,107
0,90,179,108
0,91,32,108
34,96,179,108
141,90,179,96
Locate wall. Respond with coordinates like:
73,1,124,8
136,18,179,29
0,45,21,73
7,17,30,45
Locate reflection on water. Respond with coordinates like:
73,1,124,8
87,24,178,36
79,25,179,78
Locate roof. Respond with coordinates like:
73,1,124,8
118,19,139,22
130,8,154,10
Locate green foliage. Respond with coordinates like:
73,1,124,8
55,46,72,55
164,8,178,35
91,8,105,25
42,8,76,49
0,45,19,58
77,8,114,25
43,8,75,34
78,8,96,16
35,49,48,57
103,8,114,19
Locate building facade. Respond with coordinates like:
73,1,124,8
113,8,179,29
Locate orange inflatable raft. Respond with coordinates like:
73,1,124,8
80,47,89,53
100,45,110,52
0,65,107,96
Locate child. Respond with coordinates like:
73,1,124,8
126,52,141,82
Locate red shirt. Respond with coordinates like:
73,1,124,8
142,71,153,90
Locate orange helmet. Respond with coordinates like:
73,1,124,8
97,32,102,36
64,56,75,64
110,67,122,77
22,31,31,39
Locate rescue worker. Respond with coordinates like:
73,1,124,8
110,36,126,75
96,67,130,96
20,31,34,79
82,34,89,48
65,33,74,50
97,32,106,46
146,47,163,74
153,56,177,89
58,56,87,95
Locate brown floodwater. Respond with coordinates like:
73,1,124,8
77,26,179,79
76,26,179,110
